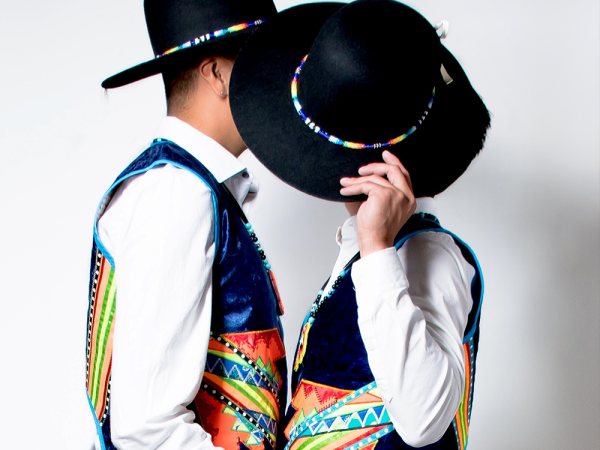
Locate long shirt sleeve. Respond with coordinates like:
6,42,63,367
351,232,475,447
323,206,474,448
93,116,256,450
97,164,220,449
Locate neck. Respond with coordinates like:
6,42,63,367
345,201,362,216
171,104,245,157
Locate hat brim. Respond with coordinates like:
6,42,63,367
231,2,482,201
102,29,255,89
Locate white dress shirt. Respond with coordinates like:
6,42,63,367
323,198,475,448
95,117,256,450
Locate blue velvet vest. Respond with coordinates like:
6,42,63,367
85,140,287,450
283,214,483,450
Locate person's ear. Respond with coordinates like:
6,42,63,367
199,57,229,99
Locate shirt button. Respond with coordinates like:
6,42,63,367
366,340,376,352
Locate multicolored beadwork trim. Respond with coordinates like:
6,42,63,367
156,19,266,58
291,54,435,150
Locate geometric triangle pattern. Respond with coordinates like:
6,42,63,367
223,328,285,392
247,409,278,436
302,405,389,437
284,381,395,450
196,329,285,450
285,379,353,438
208,330,284,398
205,353,271,391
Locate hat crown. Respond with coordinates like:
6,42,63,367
298,0,441,144
144,0,277,56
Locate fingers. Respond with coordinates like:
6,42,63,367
381,150,406,172
382,151,413,191
358,151,405,175
341,173,393,189
340,151,415,201
357,151,413,194
354,166,413,200
339,179,390,197
340,174,412,200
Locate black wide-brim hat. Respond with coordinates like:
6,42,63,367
102,0,277,89
230,0,490,201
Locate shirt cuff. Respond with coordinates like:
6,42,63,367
351,247,409,316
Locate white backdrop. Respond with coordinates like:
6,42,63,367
0,0,598,448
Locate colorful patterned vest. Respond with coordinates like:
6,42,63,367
85,140,287,450
283,214,483,450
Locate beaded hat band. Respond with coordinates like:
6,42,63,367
291,54,435,150
156,19,266,59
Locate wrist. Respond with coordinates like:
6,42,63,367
358,236,393,258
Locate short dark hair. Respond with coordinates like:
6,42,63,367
163,64,201,114
399,74,491,198
161,39,244,114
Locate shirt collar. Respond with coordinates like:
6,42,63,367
336,215,358,247
154,116,246,183
414,197,437,216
